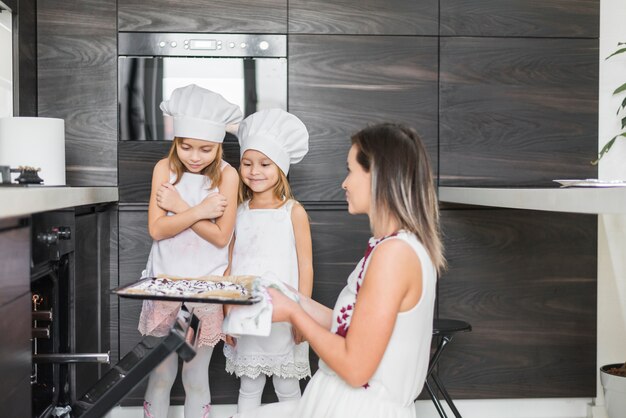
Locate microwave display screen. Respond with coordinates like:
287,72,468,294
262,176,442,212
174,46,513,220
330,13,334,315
118,56,287,141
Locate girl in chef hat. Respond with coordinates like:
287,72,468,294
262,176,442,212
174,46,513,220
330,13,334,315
223,108,313,412
138,84,242,418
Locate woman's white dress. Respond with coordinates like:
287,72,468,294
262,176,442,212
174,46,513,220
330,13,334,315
224,199,311,379
237,230,436,418
137,161,231,347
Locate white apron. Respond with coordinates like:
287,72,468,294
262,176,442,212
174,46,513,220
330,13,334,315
224,199,311,379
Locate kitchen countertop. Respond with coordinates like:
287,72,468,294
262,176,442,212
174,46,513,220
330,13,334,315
0,187,119,218
439,186,626,214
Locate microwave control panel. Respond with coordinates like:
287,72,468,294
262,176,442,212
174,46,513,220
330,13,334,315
119,33,286,58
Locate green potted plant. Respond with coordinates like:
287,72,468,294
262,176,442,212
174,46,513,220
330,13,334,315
592,41,626,164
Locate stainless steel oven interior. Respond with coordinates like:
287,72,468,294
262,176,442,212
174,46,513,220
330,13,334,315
118,33,287,141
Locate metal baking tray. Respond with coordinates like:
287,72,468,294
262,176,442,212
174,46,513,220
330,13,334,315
112,275,260,305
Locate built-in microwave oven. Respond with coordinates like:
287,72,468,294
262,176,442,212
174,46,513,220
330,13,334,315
118,33,287,141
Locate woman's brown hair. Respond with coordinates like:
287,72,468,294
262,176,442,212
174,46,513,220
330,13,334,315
350,123,446,273
167,137,223,186
238,165,293,204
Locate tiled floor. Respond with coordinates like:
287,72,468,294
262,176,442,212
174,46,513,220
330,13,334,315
107,398,593,418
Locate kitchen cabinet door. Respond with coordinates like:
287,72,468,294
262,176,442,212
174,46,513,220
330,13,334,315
0,220,30,417
288,35,438,201
439,37,598,186
37,0,117,186
118,0,287,33
288,0,438,35
438,209,597,398
440,0,599,37
0,294,32,417
0,220,30,307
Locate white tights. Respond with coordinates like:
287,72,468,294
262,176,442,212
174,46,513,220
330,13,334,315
144,345,215,418
237,374,302,413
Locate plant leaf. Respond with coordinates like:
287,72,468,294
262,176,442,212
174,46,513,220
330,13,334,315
622,116,626,130
591,132,626,165
606,47,626,60
618,97,626,115
613,82,626,96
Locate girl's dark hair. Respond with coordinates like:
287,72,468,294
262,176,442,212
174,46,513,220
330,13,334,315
351,123,445,273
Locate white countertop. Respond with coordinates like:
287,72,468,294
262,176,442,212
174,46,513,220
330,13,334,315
439,186,626,214
0,187,119,218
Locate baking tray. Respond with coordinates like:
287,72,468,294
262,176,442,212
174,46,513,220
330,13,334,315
112,275,261,305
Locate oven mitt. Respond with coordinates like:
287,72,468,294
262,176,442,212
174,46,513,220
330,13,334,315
222,272,299,338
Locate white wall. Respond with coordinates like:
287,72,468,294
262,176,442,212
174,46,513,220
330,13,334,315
595,0,626,417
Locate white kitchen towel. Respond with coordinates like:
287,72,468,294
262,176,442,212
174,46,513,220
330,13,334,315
222,272,299,337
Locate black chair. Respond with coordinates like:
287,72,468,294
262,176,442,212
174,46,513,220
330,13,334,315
424,318,472,418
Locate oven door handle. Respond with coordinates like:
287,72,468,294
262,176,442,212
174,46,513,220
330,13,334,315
33,352,110,364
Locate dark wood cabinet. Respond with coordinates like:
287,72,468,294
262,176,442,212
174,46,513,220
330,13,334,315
0,294,32,417
440,0,599,37
288,0,438,35
439,37,598,186
37,0,117,186
288,35,439,201
118,0,287,33
438,209,597,398
0,219,31,418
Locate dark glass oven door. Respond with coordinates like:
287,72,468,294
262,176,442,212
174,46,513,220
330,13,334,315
118,56,287,141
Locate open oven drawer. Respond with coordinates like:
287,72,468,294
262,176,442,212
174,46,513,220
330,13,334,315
69,309,198,418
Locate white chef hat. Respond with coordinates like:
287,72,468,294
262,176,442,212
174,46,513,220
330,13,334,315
160,84,243,143
238,109,309,174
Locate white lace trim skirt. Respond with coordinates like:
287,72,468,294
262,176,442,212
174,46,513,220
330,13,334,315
224,342,311,380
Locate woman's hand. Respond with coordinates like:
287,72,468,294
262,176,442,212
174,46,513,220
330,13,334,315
156,183,186,213
197,192,228,219
268,287,299,323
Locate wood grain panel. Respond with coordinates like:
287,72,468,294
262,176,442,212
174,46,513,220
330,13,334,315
118,0,286,33
16,0,37,116
440,0,599,37
438,209,597,398
0,224,29,306
288,0,438,35
37,0,117,186
0,294,31,417
439,37,598,186
288,35,438,201
119,140,241,203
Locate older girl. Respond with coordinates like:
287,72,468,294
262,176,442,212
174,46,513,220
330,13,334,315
138,84,242,418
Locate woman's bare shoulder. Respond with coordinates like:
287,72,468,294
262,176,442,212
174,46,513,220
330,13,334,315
368,239,421,284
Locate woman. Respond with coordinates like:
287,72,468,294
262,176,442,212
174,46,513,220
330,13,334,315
236,122,445,418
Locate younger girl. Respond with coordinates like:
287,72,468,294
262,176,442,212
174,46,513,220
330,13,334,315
138,84,242,418
223,108,313,412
